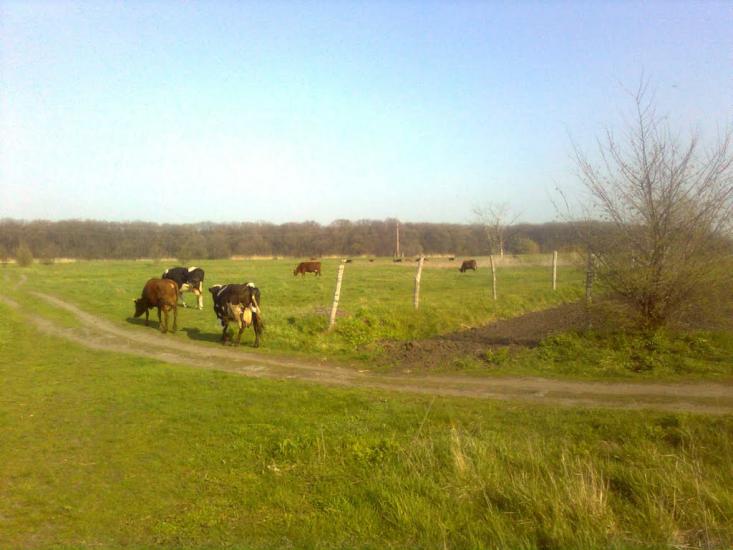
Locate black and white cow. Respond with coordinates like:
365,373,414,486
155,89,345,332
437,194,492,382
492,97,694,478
162,266,205,309
208,283,263,347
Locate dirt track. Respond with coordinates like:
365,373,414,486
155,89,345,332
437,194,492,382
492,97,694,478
1,284,732,414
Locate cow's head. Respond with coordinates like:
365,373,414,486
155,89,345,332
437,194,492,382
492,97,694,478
208,285,222,298
133,298,146,317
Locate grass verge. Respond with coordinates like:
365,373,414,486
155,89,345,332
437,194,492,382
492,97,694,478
1,302,732,549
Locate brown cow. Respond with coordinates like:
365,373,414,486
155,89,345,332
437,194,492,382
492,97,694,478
459,259,478,272
293,261,321,277
133,278,178,333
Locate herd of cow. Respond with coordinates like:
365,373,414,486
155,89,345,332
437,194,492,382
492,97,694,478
132,259,478,347
132,265,263,347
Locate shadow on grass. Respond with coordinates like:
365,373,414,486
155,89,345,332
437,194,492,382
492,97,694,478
126,316,157,329
125,316,180,334
182,327,222,344
125,317,259,347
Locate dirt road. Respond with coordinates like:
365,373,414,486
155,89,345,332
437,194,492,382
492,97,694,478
2,288,732,414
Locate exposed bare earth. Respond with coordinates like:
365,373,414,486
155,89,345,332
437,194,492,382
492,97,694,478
382,303,587,370
2,285,732,414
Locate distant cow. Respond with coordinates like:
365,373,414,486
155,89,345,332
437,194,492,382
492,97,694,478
293,261,321,277
459,259,478,272
208,283,263,347
133,278,178,333
162,266,205,309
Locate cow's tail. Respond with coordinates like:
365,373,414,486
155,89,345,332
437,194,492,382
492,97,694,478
250,290,264,333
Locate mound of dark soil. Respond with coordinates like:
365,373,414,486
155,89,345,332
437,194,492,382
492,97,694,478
383,303,587,369
383,292,733,370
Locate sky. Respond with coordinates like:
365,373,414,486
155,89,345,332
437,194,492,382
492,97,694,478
1,1,731,225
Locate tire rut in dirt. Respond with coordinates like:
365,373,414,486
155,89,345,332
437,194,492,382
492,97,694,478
3,290,732,414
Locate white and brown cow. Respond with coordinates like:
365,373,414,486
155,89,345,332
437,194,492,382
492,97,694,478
162,266,205,309
208,283,263,347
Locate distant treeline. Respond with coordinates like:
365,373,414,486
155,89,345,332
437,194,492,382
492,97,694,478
0,218,589,261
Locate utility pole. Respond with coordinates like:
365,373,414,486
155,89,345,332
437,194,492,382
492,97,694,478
394,221,401,259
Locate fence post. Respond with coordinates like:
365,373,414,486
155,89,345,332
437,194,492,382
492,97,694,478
328,261,346,331
413,255,424,310
552,250,558,291
489,254,497,301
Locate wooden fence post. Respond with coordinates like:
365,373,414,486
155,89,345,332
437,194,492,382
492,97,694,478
489,254,497,301
328,261,346,331
413,255,424,310
552,250,558,291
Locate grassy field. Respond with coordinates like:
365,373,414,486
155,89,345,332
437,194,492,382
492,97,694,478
4,257,733,381
2,257,584,356
2,301,732,549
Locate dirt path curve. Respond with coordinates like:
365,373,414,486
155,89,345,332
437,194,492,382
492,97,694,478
2,288,732,414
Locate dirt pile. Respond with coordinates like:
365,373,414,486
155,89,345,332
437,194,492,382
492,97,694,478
382,303,587,369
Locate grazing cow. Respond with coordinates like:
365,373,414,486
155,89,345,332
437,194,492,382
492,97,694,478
133,278,178,333
448,256,455,261
162,266,205,309
459,259,478,272
293,261,321,277
208,283,263,347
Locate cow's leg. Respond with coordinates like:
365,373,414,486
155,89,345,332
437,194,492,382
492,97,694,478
179,283,191,308
145,308,150,326
171,304,178,332
159,306,167,333
229,304,244,346
252,314,262,348
194,285,203,310
221,322,229,344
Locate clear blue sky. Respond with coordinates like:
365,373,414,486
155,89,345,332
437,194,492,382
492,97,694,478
1,1,731,224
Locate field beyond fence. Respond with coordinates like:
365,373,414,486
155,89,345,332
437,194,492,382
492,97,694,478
2,256,584,360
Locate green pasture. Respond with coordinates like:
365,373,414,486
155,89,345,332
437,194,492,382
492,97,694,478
4,258,733,380
1,302,732,549
2,257,583,358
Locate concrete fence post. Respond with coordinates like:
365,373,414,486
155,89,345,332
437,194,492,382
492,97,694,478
328,261,346,331
413,255,424,310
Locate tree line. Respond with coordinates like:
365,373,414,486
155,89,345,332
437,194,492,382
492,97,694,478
0,218,589,262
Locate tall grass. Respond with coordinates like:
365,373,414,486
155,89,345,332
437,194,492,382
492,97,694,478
1,302,732,549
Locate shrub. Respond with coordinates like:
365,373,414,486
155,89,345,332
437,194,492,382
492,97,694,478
14,243,33,267
511,237,541,255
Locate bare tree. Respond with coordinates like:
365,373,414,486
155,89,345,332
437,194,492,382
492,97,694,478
572,83,733,329
473,202,518,257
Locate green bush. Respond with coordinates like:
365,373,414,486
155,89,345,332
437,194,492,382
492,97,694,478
14,243,33,267
511,236,541,254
